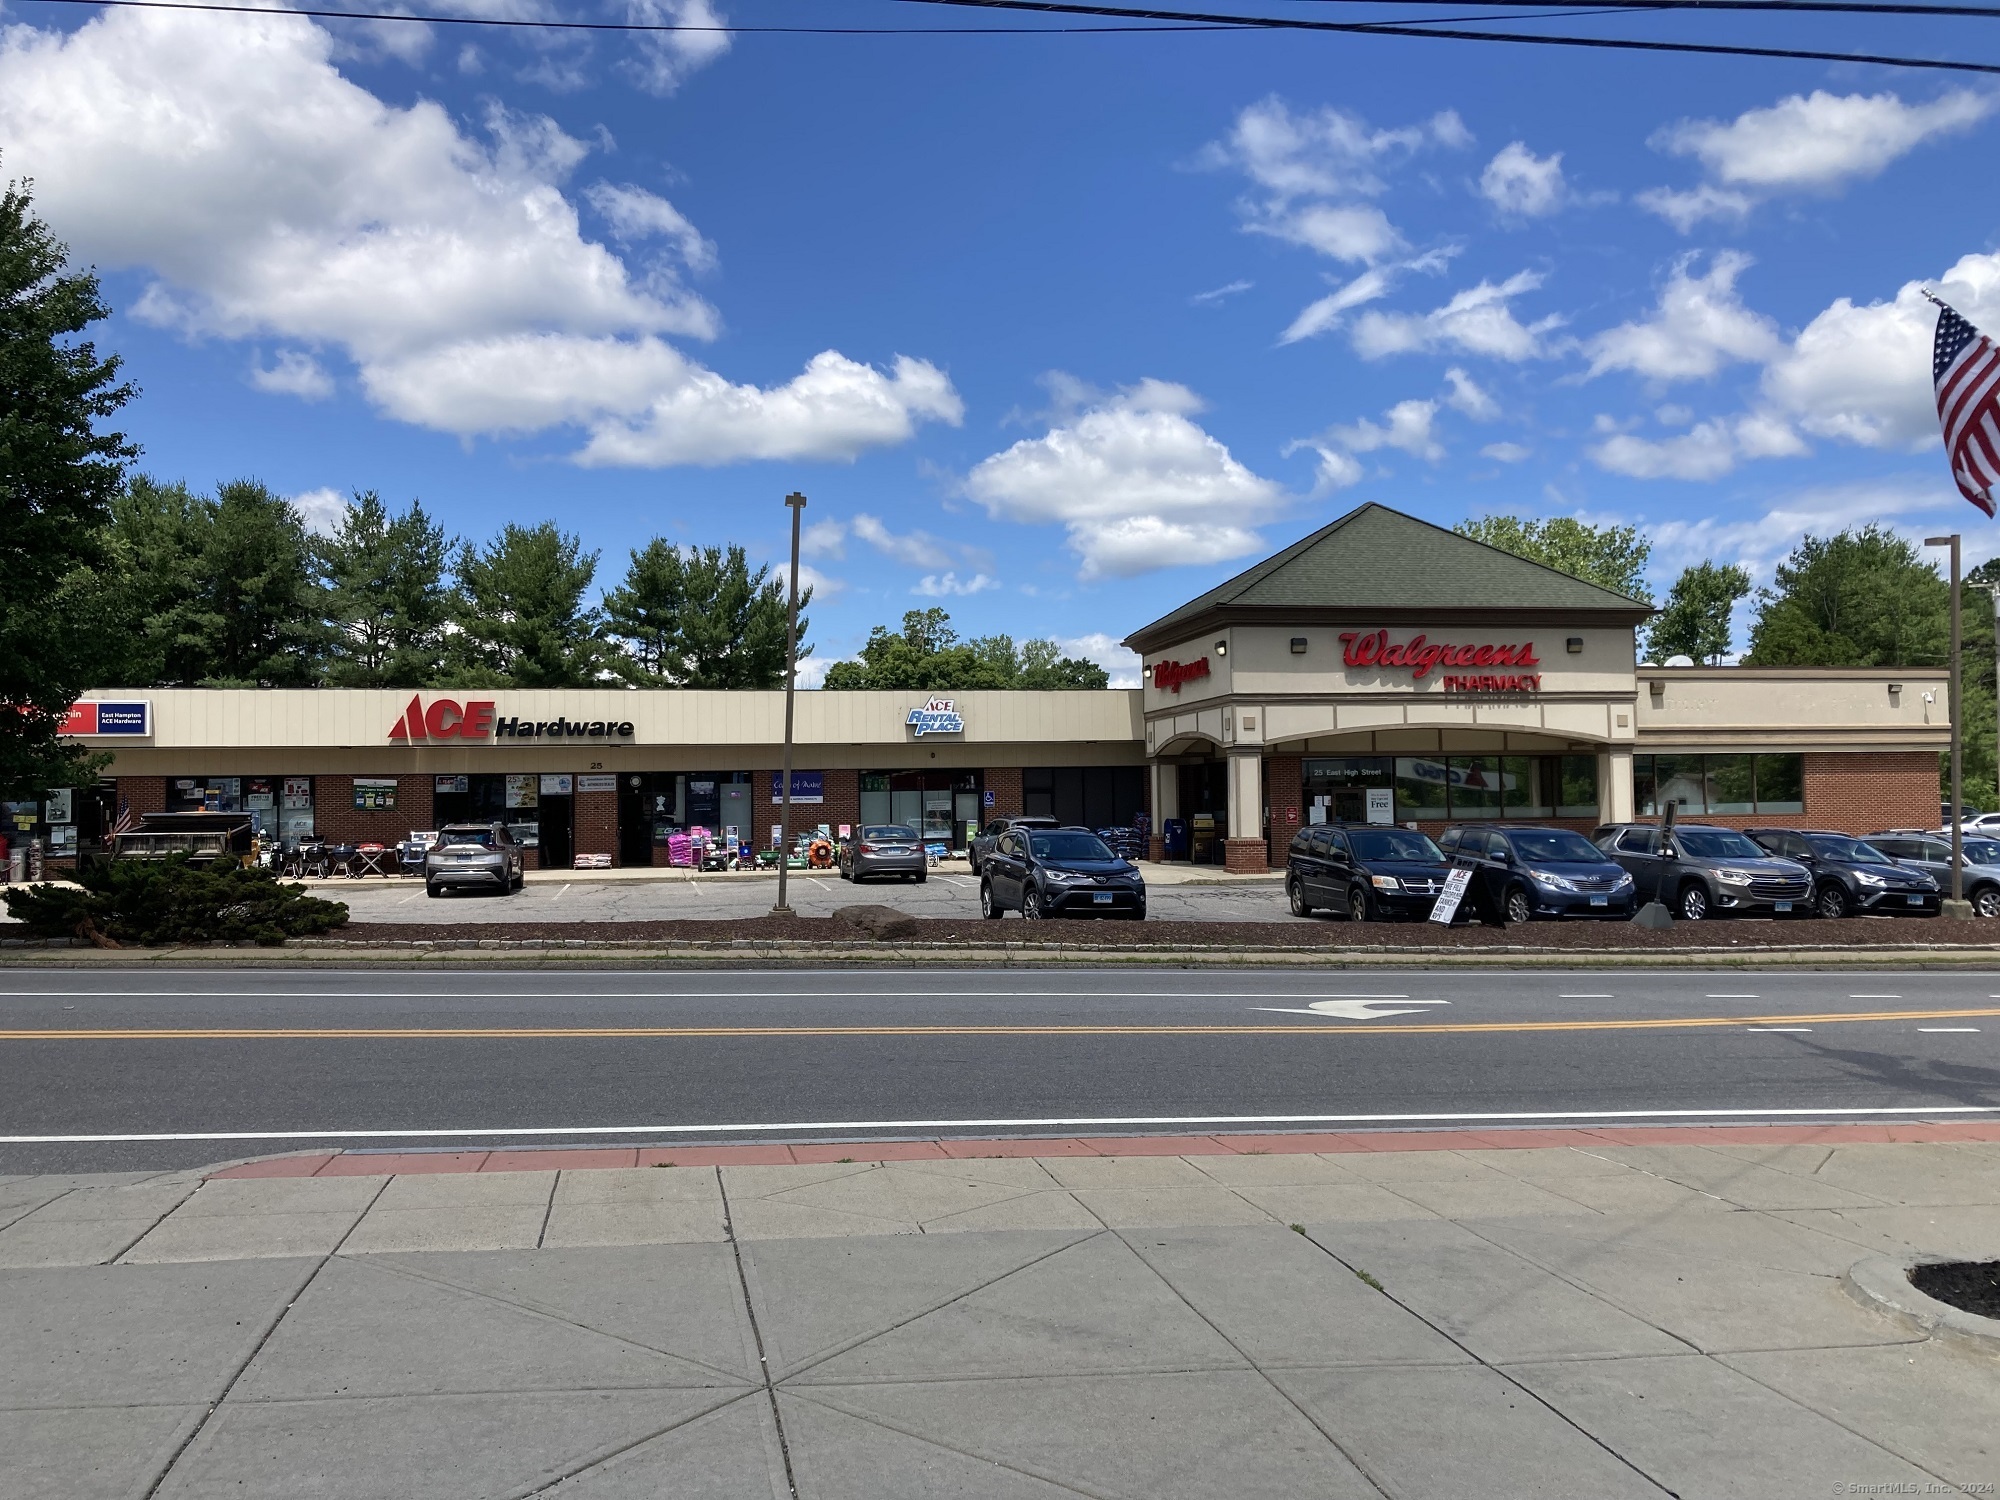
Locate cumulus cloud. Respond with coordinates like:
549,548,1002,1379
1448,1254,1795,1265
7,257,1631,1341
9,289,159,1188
1644,478,1953,577
289,487,352,535
1052,632,1144,687
620,0,731,95
800,517,847,559
1588,412,1807,480
0,8,955,466
251,349,335,401
1333,399,1442,461
1633,184,1753,234
965,379,1285,580
1190,279,1253,306
1307,446,1366,496
913,571,1000,597
771,558,844,600
1351,271,1561,361
1479,142,1565,218
1442,366,1498,420
852,512,956,570
1481,441,1531,463
1585,251,1784,383
1276,247,1456,347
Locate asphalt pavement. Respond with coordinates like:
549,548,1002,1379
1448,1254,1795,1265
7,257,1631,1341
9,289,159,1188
2,967,1995,1173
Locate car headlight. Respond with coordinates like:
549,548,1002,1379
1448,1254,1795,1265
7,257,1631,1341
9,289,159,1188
1611,871,1634,889
1715,868,1755,885
1854,870,1888,887
1370,874,1402,890
1046,869,1088,883
1533,872,1580,893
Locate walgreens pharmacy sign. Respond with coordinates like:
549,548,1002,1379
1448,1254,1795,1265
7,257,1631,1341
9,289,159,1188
1339,630,1543,692
387,697,634,741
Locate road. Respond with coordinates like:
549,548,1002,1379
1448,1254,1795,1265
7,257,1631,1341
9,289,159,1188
3,966,1996,1173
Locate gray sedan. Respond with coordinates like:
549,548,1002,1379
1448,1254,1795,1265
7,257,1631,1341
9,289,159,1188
840,825,928,884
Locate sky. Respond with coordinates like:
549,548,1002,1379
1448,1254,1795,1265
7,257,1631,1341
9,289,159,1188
4,0,1999,684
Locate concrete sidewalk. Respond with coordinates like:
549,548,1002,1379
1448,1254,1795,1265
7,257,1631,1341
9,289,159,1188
3,1131,1997,1498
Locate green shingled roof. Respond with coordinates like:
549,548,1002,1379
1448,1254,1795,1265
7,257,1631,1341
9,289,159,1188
1125,503,1649,646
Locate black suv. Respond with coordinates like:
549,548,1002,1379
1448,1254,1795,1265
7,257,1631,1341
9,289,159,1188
1285,824,1450,921
969,815,1058,875
1438,824,1636,922
1744,828,1940,919
980,826,1145,919
1593,822,1811,921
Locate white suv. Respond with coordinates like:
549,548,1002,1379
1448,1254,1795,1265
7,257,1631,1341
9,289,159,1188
424,822,525,897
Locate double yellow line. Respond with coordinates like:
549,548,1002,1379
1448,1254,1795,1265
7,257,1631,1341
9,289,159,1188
1,1006,1996,1040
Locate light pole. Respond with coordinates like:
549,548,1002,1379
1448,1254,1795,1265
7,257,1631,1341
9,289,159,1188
1927,533,1974,919
771,492,807,917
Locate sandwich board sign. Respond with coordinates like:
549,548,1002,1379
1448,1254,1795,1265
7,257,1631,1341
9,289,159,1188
1428,864,1475,925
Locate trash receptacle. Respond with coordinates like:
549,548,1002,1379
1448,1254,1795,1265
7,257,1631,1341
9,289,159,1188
6,850,24,884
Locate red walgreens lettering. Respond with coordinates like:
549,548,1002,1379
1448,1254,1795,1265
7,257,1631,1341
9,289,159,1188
1153,657,1212,694
1339,630,1539,681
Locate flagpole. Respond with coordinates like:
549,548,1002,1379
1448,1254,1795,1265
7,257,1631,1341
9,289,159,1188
1928,532,1974,918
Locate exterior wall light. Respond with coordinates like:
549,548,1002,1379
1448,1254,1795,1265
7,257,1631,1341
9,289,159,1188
1142,664,1152,679
1215,640,1228,657
1290,637,1307,654
1566,637,1584,654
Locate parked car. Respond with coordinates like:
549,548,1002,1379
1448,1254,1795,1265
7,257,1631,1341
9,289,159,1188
1437,823,1636,923
1593,822,1811,921
980,826,1145,919
969,814,1058,875
425,821,525,897
839,823,928,884
1866,831,2000,918
1742,828,1940,918
1286,824,1450,921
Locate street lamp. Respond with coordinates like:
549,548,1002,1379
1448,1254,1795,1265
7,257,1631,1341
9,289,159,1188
771,492,807,918
1926,533,1974,919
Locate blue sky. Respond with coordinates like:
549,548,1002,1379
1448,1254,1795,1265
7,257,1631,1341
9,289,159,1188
4,0,1998,681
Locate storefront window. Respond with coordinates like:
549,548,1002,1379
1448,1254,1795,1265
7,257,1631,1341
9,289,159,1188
1651,755,1705,815
1501,756,1551,818
1755,754,1805,813
1453,757,1505,816
1557,756,1599,818
1301,757,1392,824
1394,757,1449,821
1705,754,1756,814
1020,767,1139,831
859,772,892,828
1634,753,1806,815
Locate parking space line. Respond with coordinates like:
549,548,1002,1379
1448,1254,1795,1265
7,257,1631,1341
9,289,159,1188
552,884,571,901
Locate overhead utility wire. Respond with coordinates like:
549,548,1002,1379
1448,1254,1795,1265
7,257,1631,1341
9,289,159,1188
20,0,2000,72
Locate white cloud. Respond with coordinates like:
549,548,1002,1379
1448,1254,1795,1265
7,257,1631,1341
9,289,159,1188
289,486,351,535
1307,446,1366,496
1051,632,1143,687
0,8,954,467
1644,478,1950,578
1249,203,1403,267
912,571,999,597
251,349,334,400
1479,142,1565,218
1635,184,1753,234
800,518,846,560
1442,366,1497,420
619,0,731,95
964,379,1285,580
1585,251,1784,383
583,181,716,272
1588,412,1807,480
852,512,956,570
1333,399,1442,461
770,558,844,600
1351,271,1561,362
1654,89,1994,192
1481,441,1531,463
1275,247,1456,347
794,654,841,690
1190,279,1253,305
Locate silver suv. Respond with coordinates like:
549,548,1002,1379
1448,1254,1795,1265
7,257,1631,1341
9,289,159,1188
425,822,525,898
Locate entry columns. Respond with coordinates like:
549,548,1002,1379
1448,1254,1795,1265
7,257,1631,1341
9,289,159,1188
1599,748,1634,825
1148,760,1177,861
1224,751,1266,873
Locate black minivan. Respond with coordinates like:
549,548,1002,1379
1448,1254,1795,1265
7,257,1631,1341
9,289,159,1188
1285,824,1450,921
1438,823,1636,922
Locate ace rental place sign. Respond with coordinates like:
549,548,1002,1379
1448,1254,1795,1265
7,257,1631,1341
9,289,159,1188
1339,629,1544,694
387,697,634,741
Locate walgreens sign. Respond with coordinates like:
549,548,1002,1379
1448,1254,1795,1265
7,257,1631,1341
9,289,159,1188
1153,657,1211,694
387,697,634,741
1339,630,1543,693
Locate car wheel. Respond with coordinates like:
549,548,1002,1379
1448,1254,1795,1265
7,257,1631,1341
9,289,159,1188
980,881,1003,919
1815,882,1851,920
916,869,927,884
1504,885,1534,926
1974,885,2000,919
1347,884,1374,922
1678,882,1710,922
1022,886,1045,921
1287,877,1315,917
426,881,441,898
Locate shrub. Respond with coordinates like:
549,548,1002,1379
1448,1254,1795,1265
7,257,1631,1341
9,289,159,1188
2,855,349,946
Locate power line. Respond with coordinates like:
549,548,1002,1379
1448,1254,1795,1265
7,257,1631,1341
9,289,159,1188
17,0,2000,73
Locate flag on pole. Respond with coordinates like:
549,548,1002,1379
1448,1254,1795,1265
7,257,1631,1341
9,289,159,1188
1931,296,2000,518
111,800,137,836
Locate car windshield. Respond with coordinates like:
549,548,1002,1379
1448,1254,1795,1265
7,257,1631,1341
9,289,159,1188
1347,829,1444,862
862,826,917,842
1508,830,1604,864
1030,831,1115,861
1805,834,1889,863
439,827,495,847
1964,839,2000,865
1674,829,1765,859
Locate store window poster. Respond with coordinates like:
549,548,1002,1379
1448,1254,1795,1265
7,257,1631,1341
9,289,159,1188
505,774,539,810
352,778,398,811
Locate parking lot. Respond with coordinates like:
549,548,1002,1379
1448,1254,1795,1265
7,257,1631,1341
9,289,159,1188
288,863,1296,925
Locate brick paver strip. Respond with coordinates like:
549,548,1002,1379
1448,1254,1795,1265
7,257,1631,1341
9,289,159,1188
202,1119,2000,1179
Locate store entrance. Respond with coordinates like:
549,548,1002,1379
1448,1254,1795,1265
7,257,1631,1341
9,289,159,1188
1175,761,1230,864
1329,789,1367,823
538,793,573,869
617,775,653,866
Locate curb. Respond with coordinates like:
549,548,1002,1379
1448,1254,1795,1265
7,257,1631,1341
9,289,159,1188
1843,1256,2000,1354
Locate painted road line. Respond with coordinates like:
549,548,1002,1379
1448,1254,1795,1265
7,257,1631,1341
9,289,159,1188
1747,1028,1812,1033
1919,1027,1981,1032
1561,994,1615,998
1851,994,1902,999
5,1006,2000,1039
1707,994,1761,999
0,989,1452,1001
5,1103,1996,1146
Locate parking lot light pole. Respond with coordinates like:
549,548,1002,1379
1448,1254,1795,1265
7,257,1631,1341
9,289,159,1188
1927,533,1974,919
772,492,807,917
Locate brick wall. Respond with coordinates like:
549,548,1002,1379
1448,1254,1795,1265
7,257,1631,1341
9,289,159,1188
985,766,1024,820
116,777,166,818
576,788,616,863
1263,753,1302,868
1622,752,1937,836
315,774,434,849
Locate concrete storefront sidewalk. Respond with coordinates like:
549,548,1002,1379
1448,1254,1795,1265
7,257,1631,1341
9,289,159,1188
3,1128,1997,1498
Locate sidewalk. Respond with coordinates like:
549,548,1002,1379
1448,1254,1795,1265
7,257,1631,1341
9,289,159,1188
4,1126,1996,1498
281,859,1284,890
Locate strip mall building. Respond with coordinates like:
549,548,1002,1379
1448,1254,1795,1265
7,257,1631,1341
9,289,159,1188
47,505,1948,870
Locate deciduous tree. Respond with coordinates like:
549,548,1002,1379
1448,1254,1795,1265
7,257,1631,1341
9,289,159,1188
1645,561,1751,664
1454,515,1653,602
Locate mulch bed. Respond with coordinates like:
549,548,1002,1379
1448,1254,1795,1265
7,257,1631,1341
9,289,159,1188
324,913,2000,949
1910,1260,2000,1319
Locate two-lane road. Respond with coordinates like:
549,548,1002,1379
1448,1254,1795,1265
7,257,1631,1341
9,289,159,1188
2,966,1996,1171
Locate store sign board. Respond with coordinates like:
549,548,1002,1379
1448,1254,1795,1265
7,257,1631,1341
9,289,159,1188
1339,630,1543,692
770,771,824,803
578,774,617,793
60,700,150,736
906,697,964,736
387,696,634,741
540,774,574,796
352,777,398,811
1153,658,1209,694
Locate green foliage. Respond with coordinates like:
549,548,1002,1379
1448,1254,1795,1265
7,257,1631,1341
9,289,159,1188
1645,561,1752,664
450,522,606,687
104,476,209,685
604,541,806,688
318,491,456,686
1454,515,1653,602
1744,527,1949,669
194,480,328,685
1,855,349,946
823,609,1110,690
0,172,136,797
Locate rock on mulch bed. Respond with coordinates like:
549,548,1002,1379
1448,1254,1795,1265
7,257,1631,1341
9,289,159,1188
323,912,2000,949
1911,1260,2000,1320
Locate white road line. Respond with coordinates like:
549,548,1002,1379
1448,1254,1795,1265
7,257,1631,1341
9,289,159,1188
0,990,1400,1000
1747,1027,1812,1033
6,1103,1993,1145
1560,994,1614,999
1851,994,1901,999
552,885,571,902
1918,1027,1980,1032
396,894,420,904
1708,994,1761,999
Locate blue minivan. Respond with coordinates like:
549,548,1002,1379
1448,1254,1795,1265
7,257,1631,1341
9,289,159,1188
1437,823,1637,922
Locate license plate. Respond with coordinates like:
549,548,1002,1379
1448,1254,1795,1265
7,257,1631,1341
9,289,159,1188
1093,892,1114,904
1775,900,1792,912
1908,894,1925,905
1589,895,1607,907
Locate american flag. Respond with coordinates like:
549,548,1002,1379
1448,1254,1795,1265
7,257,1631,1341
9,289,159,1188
1933,299,2000,518
111,800,137,837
